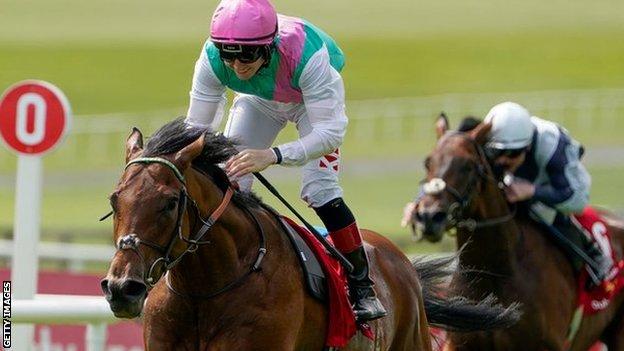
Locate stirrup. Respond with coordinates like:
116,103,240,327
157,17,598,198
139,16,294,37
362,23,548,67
353,295,387,322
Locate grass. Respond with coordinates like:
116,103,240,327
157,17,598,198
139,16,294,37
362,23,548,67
1,166,622,255
2,32,624,115
2,0,623,44
2,32,624,171
1,0,624,257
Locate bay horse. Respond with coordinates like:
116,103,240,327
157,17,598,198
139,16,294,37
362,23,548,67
101,118,518,350
412,116,624,350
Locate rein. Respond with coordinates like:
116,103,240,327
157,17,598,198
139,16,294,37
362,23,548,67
421,132,516,232
114,157,266,298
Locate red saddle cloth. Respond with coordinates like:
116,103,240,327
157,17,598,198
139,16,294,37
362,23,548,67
574,207,624,314
281,216,374,348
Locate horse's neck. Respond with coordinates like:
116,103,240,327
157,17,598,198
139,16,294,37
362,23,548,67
169,173,260,299
456,180,520,277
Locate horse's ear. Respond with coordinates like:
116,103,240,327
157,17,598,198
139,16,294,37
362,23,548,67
174,135,205,170
469,122,492,145
435,112,450,140
125,127,143,162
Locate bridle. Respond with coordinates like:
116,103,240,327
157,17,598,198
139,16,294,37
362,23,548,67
111,157,266,298
420,132,516,232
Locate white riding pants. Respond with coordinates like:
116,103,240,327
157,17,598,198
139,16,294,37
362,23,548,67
223,94,343,208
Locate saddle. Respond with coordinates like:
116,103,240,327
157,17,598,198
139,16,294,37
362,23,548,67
260,204,372,348
530,205,614,282
561,207,624,346
536,207,624,313
259,203,327,301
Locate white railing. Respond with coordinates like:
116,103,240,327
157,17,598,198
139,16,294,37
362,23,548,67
69,87,624,138
0,240,113,272
12,295,120,351
345,88,624,141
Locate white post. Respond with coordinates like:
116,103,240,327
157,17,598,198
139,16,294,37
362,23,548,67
85,323,107,351
10,155,43,351
38,326,52,351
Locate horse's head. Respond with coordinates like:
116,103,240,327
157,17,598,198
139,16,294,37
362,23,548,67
413,114,495,242
100,119,234,318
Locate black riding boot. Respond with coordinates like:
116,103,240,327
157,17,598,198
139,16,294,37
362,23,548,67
554,214,612,288
314,198,387,322
582,235,612,288
344,246,387,322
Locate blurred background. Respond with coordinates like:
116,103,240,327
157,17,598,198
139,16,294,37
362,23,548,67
1,0,624,272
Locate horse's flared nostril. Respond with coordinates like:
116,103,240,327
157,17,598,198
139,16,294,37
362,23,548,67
100,279,111,296
431,211,448,224
121,280,147,299
416,209,447,226
103,279,146,302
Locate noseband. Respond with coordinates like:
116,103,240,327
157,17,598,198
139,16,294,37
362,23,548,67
114,157,266,297
421,133,515,232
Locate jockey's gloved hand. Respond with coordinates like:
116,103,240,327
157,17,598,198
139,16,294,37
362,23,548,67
225,148,277,179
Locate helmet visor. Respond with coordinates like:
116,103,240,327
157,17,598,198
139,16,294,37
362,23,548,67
215,43,264,64
485,146,527,159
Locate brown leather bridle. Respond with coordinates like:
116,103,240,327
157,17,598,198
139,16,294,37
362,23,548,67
111,157,266,298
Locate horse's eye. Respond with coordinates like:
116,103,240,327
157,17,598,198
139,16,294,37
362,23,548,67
164,198,178,212
461,163,473,174
109,193,119,212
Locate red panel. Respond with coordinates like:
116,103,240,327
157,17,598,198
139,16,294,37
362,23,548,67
0,269,143,350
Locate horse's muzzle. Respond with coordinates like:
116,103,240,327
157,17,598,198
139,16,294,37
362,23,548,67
101,278,147,318
415,208,447,242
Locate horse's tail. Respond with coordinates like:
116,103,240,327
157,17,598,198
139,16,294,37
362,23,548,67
412,254,521,332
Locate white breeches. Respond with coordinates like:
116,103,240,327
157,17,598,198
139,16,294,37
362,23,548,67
223,94,343,207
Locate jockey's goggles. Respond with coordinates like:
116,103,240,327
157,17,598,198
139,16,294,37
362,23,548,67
215,43,265,64
486,147,527,159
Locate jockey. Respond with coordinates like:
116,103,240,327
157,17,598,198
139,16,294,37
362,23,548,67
184,0,386,321
483,101,612,285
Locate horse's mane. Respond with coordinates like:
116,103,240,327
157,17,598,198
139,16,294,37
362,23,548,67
143,117,263,209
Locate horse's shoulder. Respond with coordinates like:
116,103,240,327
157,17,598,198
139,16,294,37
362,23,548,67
512,217,569,260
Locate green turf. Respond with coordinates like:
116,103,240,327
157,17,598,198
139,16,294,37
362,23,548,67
2,0,623,44
1,166,622,255
1,0,624,256
2,31,624,171
2,31,624,115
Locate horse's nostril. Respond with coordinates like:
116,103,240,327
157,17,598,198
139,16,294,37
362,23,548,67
122,280,147,298
432,212,448,224
100,279,111,296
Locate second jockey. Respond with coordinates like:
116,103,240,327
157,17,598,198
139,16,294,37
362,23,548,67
483,101,612,286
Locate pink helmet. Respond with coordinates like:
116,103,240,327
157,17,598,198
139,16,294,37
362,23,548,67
210,0,278,45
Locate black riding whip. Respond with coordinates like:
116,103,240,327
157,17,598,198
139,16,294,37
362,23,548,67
253,172,354,273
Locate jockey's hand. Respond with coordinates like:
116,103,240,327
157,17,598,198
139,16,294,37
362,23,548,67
504,179,535,203
225,149,277,179
401,201,418,228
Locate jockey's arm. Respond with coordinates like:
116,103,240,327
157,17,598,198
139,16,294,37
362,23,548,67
274,46,348,166
532,137,589,214
185,49,227,130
